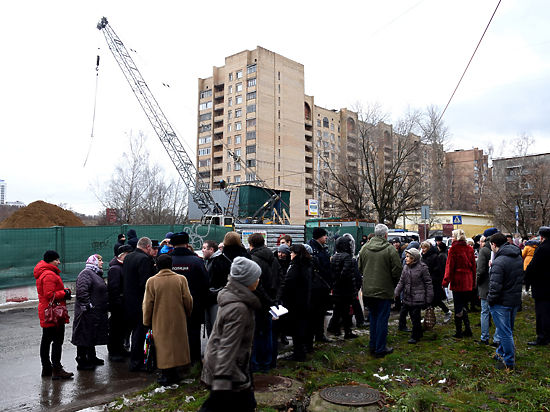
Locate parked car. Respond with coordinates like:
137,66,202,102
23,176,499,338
387,230,419,245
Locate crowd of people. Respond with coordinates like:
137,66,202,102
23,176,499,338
33,223,549,410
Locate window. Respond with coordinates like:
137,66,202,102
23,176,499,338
235,121,242,131
227,136,232,145
199,101,212,110
330,133,335,141
278,163,280,172
247,78,256,87
226,176,231,183
316,130,321,137
278,123,280,131
278,71,280,80
199,89,212,99
234,175,241,183
198,159,210,167
199,124,211,132
247,159,256,167
278,148,281,158
323,131,329,138
331,153,335,161
246,131,256,140
228,97,232,107
247,91,256,100
331,123,335,131
278,176,281,185
228,73,233,81
247,118,256,127
199,112,211,121
235,135,241,144
236,95,243,104
235,148,241,156
235,108,242,118
278,96,280,106
323,117,329,128
247,173,256,181
236,83,243,92
198,135,212,144
236,70,243,79
227,123,232,132
228,85,233,94
227,110,232,119
246,145,256,154
278,110,280,119
234,162,241,171
278,84,280,93
199,171,210,178
227,163,231,172
278,136,280,145
317,119,321,127
198,148,211,156
247,64,256,74
247,104,256,113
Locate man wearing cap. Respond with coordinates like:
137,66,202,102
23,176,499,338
200,257,261,412
358,224,402,358
123,237,157,371
107,244,133,361
525,226,550,346
170,231,209,363
477,228,500,346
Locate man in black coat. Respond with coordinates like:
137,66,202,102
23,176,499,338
123,237,156,371
170,231,209,364
525,226,550,346
307,228,333,344
113,234,126,257
107,245,132,361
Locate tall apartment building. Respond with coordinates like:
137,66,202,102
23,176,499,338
0,180,5,205
444,148,489,211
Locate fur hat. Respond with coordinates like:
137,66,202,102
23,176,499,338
312,227,327,240
223,231,242,247
405,248,421,262
170,232,189,245
230,257,261,286
117,244,133,255
43,250,60,263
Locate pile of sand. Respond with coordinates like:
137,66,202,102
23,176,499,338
0,201,84,229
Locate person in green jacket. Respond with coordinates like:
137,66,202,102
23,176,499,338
358,224,402,358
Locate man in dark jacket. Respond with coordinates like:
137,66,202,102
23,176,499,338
477,230,500,346
358,224,402,358
126,229,138,250
107,244,132,361
248,232,281,372
113,234,126,257
488,233,524,369
525,226,550,346
123,237,156,371
307,227,332,344
171,231,209,364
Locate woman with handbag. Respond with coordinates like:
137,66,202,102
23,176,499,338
71,254,109,370
34,250,73,380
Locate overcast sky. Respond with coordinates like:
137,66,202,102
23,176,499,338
1,0,549,215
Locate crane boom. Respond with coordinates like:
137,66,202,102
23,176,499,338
97,17,222,215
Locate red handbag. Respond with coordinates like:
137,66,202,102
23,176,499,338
44,296,69,325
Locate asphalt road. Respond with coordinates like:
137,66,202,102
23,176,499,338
0,304,156,411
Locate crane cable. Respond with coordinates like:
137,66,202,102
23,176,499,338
84,53,101,167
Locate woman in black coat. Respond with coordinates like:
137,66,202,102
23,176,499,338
71,254,109,370
421,241,452,323
281,244,312,361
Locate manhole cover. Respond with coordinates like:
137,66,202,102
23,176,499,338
254,375,293,392
320,385,380,406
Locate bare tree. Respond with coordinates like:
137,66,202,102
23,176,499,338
96,131,187,224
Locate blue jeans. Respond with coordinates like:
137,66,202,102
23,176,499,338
480,299,500,343
364,297,392,354
490,304,518,367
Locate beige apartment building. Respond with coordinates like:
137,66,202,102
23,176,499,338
196,46,434,224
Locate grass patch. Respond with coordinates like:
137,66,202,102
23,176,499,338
110,297,550,411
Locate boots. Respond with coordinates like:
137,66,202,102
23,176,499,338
52,366,74,380
453,315,463,338
76,356,95,371
462,310,473,337
41,365,52,377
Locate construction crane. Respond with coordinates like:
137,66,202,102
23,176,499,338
96,17,226,219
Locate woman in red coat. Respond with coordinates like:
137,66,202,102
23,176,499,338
442,229,476,338
34,250,74,379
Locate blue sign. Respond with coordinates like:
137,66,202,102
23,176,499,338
453,215,462,225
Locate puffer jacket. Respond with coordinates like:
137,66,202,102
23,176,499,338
488,244,524,307
34,260,69,328
331,236,357,298
395,260,433,306
358,236,402,300
71,266,109,346
442,240,476,292
308,238,333,290
522,240,539,271
249,245,281,309
201,277,261,392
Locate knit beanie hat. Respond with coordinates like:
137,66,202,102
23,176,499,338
483,227,499,237
278,244,291,254
406,248,421,262
230,257,261,287
223,231,243,247
43,250,60,263
312,227,327,240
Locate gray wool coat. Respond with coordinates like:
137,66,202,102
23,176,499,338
394,260,434,307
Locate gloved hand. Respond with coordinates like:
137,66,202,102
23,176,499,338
64,288,72,300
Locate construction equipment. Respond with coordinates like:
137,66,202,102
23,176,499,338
97,17,231,225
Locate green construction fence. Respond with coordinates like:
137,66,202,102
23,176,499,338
0,224,231,289
305,225,374,255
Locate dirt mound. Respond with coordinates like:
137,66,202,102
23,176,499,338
0,201,84,229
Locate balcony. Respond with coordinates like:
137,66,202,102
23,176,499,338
214,103,224,111
214,115,224,122
305,141,313,150
305,129,313,137
214,126,224,134
213,138,223,147
214,91,224,99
